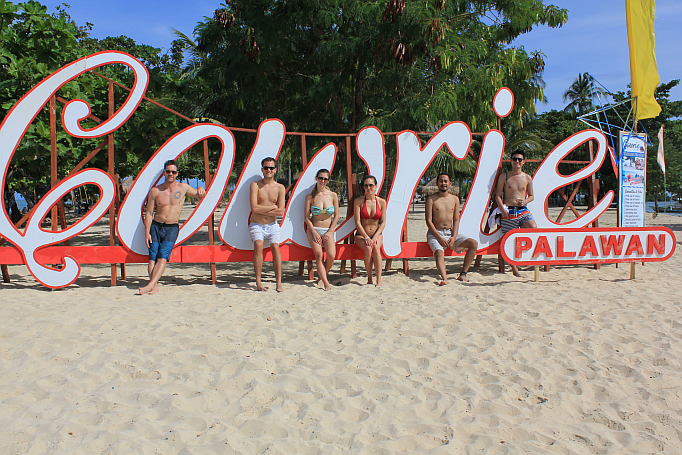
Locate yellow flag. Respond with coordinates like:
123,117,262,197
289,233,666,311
626,0,661,120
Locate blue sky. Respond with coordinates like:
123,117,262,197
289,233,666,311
38,0,681,113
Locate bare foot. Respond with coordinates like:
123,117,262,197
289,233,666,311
456,273,468,282
376,279,383,287
323,284,332,291
366,279,373,285
256,284,269,291
438,280,448,286
137,287,148,295
276,286,284,293
513,271,522,278
148,285,159,294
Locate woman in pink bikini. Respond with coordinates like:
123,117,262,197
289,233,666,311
304,169,339,290
353,175,387,286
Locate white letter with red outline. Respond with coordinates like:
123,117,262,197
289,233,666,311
0,51,148,287
529,130,614,228
334,126,386,241
383,122,471,257
280,144,337,247
117,124,235,255
218,119,285,250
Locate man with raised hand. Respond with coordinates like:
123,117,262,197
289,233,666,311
425,173,478,284
494,149,537,277
138,159,205,295
249,157,286,292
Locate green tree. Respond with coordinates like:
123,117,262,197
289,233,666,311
562,72,604,115
0,1,209,208
174,0,566,174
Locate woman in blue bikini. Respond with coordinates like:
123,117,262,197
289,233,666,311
304,169,340,290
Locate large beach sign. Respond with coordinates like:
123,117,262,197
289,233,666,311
0,52,675,288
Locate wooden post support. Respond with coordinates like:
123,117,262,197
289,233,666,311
108,82,116,286
534,265,540,282
114,174,126,280
203,140,217,284
50,95,58,234
298,135,308,276
402,218,409,275
630,262,636,280
588,140,600,270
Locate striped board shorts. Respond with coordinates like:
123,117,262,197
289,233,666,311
500,206,535,233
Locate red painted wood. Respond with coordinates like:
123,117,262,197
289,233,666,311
0,242,502,265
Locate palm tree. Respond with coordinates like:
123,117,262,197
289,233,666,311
562,73,604,115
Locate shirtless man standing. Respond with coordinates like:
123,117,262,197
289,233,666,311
138,159,205,295
425,173,478,284
494,149,537,277
249,157,286,292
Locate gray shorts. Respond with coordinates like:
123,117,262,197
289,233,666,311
427,228,470,253
249,221,281,245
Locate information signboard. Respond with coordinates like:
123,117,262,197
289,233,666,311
618,131,647,227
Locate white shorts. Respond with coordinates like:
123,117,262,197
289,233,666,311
249,222,281,245
427,228,470,253
314,226,336,241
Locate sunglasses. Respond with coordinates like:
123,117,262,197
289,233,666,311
363,183,376,188
317,176,329,181
164,169,178,174
262,166,276,171
511,157,524,162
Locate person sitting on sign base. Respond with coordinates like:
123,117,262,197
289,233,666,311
494,149,537,277
353,175,387,287
304,169,339,291
138,159,205,295
425,173,478,284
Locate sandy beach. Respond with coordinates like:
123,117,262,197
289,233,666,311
1,206,681,454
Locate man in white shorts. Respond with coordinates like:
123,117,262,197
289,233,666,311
249,157,286,292
425,173,478,284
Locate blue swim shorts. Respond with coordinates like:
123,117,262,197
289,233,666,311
149,220,180,261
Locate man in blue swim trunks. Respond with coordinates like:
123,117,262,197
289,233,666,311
138,159,205,295
494,149,537,277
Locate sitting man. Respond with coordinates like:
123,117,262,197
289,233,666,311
494,149,537,277
138,159,205,295
249,157,286,292
425,173,478,284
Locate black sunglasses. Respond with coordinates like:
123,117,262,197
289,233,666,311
262,166,276,171
317,176,329,181
164,169,178,174
363,183,375,188
511,157,524,162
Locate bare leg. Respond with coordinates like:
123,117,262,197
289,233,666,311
147,260,155,278
434,249,448,285
373,235,384,286
510,220,536,278
457,238,478,281
271,243,283,292
324,237,336,275
253,240,267,291
308,229,331,290
138,258,167,295
355,234,373,285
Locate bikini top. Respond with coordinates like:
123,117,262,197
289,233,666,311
360,196,381,220
311,205,335,216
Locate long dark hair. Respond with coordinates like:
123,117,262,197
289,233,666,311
362,175,378,196
310,169,330,200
